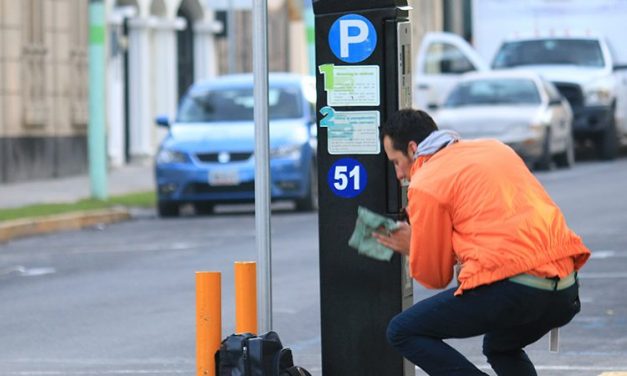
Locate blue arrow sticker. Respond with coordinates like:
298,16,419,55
327,158,368,198
328,14,377,63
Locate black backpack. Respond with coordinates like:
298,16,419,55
215,331,312,376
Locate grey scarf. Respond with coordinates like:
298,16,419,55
413,130,461,159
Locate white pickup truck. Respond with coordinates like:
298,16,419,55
414,0,627,159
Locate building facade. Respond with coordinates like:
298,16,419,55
1,0,446,184
0,0,89,183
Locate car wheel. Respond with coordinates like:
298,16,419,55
554,136,575,168
535,128,552,171
194,202,215,216
158,201,179,218
295,162,318,212
597,117,619,160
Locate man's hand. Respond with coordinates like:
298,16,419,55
372,221,411,256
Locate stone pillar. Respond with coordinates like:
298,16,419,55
152,17,185,146
193,16,220,82
127,17,154,160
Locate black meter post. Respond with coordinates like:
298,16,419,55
313,0,413,374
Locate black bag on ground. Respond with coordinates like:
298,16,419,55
216,331,312,376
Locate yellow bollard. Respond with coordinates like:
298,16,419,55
234,261,258,335
196,272,221,376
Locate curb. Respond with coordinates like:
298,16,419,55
0,207,131,244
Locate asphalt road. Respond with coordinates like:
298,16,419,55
1,156,627,376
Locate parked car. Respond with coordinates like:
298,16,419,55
434,70,575,169
154,73,317,217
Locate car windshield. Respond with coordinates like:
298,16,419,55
492,39,605,68
444,78,541,107
177,86,303,122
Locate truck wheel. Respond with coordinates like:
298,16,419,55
554,136,575,168
158,201,179,218
597,118,619,160
295,162,318,212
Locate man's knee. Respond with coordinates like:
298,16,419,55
386,315,406,348
482,340,505,358
483,345,526,363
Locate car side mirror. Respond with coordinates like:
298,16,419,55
549,98,562,106
155,115,170,128
309,123,318,152
309,123,318,138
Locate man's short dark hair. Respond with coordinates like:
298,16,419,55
381,109,438,154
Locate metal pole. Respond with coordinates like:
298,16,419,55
227,0,237,73
253,0,272,333
88,0,108,200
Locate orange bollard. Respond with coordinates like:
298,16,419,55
196,272,221,376
234,261,257,335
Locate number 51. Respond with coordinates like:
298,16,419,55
334,165,360,191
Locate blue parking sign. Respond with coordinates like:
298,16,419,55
328,158,367,198
328,14,377,63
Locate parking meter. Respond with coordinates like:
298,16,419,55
313,0,413,374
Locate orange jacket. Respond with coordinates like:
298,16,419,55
406,139,590,295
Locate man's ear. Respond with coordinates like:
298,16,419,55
407,141,418,156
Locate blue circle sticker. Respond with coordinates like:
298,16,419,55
328,14,377,63
327,158,368,198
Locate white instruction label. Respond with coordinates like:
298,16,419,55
319,106,380,155
318,64,380,107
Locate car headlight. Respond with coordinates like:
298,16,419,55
584,81,614,106
156,149,188,164
270,144,302,160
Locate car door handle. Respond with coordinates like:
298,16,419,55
417,84,430,90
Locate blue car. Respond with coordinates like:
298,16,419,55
154,73,318,217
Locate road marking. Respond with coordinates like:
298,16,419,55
591,250,617,259
0,266,26,277
20,267,56,277
0,266,56,278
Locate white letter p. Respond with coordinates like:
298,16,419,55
339,20,368,58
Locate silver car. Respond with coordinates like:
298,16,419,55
434,70,574,169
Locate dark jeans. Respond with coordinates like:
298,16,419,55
386,279,581,376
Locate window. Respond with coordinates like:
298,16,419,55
24,0,44,45
444,79,541,107
424,42,476,75
22,0,47,127
493,39,605,69
69,0,88,126
178,86,304,123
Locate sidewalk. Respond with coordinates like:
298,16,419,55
0,163,154,209
0,163,154,243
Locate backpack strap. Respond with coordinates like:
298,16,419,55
273,347,294,375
